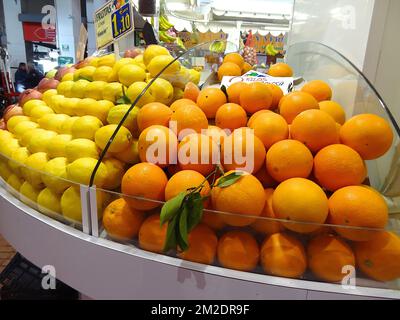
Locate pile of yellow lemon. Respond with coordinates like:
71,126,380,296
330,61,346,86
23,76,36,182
0,45,200,223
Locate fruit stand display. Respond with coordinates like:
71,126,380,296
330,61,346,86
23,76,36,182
0,40,400,299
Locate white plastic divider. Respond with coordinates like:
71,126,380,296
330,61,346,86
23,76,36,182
79,185,92,235
88,186,99,237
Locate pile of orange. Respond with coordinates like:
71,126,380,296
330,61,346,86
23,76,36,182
100,57,400,285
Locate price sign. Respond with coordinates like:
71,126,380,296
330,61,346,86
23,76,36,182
94,0,134,49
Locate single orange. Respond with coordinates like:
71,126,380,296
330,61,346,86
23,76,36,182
215,103,247,132
301,80,332,102
221,127,266,174
223,52,245,69
268,63,293,77
241,62,253,74
178,133,219,176
137,102,173,132
170,98,196,112
211,170,266,227
183,82,200,102
340,114,393,160
249,112,289,149
314,144,367,191
328,186,388,241
355,231,400,282
308,233,355,282
266,84,284,109
121,162,168,211
291,109,339,153
254,165,278,188
103,198,145,240
261,233,307,278
165,170,210,201
196,87,227,119
272,178,329,233
138,125,178,167
169,104,208,139
247,110,272,127
138,214,168,253
239,82,273,114
251,188,283,235
178,224,218,265
227,82,248,105
319,101,346,125
217,231,260,271
266,140,313,182
217,62,242,81
204,125,228,146
279,91,319,124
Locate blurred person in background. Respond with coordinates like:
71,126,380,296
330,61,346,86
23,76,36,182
14,62,28,93
25,62,44,89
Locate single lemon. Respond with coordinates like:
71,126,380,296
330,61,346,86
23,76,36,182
60,116,79,134
27,130,57,154
126,82,155,107
89,57,100,67
118,64,146,87
62,98,80,116
42,89,58,105
37,188,62,216
84,81,107,100
98,54,116,67
61,73,74,82
61,186,82,222
6,116,31,132
57,81,74,97
19,181,41,204
30,105,54,121
0,138,20,158
41,157,70,194
107,104,139,133
22,152,48,188
12,121,39,138
47,134,72,158
38,114,70,132
76,98,98,116
65,138,100,162
102,82,124,103
71,80,90,99
66,157,108,187
20,128,44,147
92,66,113,82
113,57,134,72
9,147,30,177
71,116,103,140
143,45,170,66
7,174,23,191
173,87,184,100
79,66,97,81
188,68,201,85
113,139,139,164
22,99,46,116
133,55,146,70
0,161,13,180
102,158,125,190
89,100,114,123
147,55,181,78
48,95,66,113
149,78,174,105
95,124,132,152
0,129,14,140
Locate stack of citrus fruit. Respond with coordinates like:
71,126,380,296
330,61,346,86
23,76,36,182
0,47,399,286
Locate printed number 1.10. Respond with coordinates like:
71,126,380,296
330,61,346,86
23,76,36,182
112,12,131,38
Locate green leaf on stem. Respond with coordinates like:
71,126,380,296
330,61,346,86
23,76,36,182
163,214,179,252
178,204,190,251
216,171,244,188
186,192,204,232
160,192,186,225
